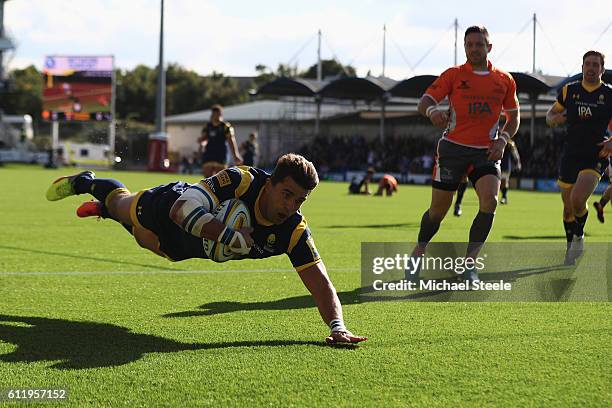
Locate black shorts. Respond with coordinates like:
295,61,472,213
432,138,501,191
349,182,361,194
130,182,205,261
558,152,609,187
201,150,227,166
500,152,512,174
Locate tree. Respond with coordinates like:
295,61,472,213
300,59,356,79
0,65,43,117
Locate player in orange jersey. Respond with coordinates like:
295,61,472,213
408,26,520,284
374,174,398,196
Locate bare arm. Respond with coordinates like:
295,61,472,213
225,129,243,165
168,182,253,251
297,261,367,344
546,103,566,127
417,94,449,129
198,129,208,154
488,110,520,161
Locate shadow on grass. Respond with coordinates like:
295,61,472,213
164,263,576,317
0,245,180,271
0,315,340,370
163,289,362,318
323,222,419,229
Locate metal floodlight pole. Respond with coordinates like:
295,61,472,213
316,29,322,82
109,56,116,166
532,13,536,74
155,0,166,135
382,24,386,77
0,0,5,82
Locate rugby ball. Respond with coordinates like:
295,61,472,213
203,199,251,262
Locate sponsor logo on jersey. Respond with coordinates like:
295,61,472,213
578,105,593,118
216,171,231,187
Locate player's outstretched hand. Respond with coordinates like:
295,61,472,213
598,138,612,158
325,330,368,345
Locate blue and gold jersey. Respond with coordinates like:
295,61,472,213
555,80,612,156
199,167,320,271
201,121,234,163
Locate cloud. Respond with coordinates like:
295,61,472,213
4,0,612,78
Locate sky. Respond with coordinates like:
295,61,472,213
3,0,611,79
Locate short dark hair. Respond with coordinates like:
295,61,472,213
271,153,319,190
210,104,223,113
583,50,605,67
464,26,489,43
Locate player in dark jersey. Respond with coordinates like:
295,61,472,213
198,104,242,177
240,132,258,166
546,50,612,264
348,168,374,194
45,154,366,345
499,139,521,204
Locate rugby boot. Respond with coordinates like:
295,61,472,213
76,201,102,218
46,170,95,201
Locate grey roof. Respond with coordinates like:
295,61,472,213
166,100,364,124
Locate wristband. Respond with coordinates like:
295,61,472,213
499,131,510,143
329,318,347,332
425,105,439,118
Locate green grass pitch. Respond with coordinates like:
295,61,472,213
0,164,610,406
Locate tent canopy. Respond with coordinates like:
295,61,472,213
509,72,551,96
256,77,321,97
389,75,437,98
318,77,387,100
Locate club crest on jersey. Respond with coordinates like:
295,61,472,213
598,94,605,104
458,80,470,89
264,234,276,252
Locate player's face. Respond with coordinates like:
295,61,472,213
210,109,221,122
582,56,604,84
464,33,491,67
264,177,310,224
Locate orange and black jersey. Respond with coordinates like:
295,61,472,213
192,167,321,271
424,61,518,148
554,80,612,155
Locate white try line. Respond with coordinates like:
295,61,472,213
0,268,357,277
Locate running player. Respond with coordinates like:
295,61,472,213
546,51,612,264
410,26,520,283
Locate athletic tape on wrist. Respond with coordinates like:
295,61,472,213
425,105,439,118
329,318,347,332
499,131,510,143
190,212,214,237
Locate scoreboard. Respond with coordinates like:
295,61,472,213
42,56,114,121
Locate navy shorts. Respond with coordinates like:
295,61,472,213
558,152,610,187
130,182,205,261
